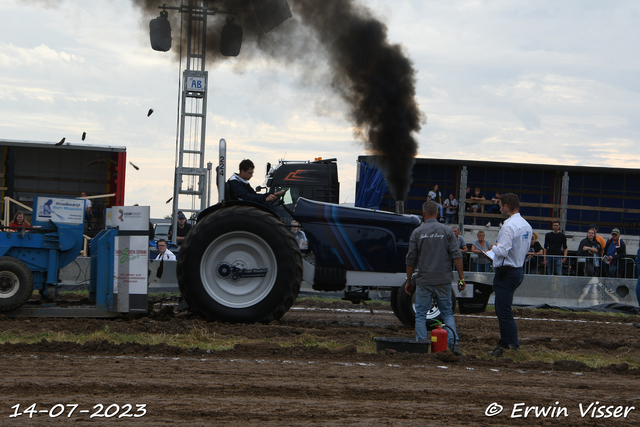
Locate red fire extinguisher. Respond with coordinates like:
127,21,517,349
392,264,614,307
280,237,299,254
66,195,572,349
430,322,448,353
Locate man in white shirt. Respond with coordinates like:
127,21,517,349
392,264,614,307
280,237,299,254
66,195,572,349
155,239,176,261
487,193,532,357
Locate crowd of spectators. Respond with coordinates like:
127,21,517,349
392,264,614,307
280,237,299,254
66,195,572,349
411,186,634,279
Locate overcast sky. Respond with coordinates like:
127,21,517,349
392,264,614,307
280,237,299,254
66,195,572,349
1,0,639,218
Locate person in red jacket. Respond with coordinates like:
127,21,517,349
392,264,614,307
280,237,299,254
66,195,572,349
8,211,30,231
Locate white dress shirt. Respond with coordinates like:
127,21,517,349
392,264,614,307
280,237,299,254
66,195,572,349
156,249,176,261
490,212,532,268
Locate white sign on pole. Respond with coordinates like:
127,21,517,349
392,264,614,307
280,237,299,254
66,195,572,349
187,76,205,92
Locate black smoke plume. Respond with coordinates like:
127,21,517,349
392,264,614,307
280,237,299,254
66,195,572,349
133,0,422,200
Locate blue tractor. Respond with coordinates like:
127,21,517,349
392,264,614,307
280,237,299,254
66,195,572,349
176,145,492,325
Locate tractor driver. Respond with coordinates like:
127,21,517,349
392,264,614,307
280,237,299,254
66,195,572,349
227,159,285,205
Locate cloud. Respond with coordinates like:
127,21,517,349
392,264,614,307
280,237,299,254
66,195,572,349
2,0,640,216
15,0,63,10
0,43,84,69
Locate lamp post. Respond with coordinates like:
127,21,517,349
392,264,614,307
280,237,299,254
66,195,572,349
150,1,240,244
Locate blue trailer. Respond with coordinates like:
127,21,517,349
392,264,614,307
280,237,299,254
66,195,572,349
356,155,640,237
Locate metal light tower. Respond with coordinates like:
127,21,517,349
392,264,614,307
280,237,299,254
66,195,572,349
171,2,211,234
150,0,292,243
152,1,238,243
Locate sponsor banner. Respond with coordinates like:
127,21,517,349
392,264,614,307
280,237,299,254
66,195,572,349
35,197,84,225
107,206,150,231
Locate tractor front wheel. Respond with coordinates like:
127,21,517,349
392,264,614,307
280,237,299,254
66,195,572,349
0,257,34,311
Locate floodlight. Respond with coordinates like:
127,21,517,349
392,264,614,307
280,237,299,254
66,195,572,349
150,10,172,52
220,18,243,57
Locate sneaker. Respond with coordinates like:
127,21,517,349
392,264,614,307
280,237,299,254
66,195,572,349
486,222,491,227
489,345,518,357
451,345,463,356
489,346,504,357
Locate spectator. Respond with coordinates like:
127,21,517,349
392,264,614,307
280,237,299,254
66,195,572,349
8,211,30,231
443,193,459,224
589,223,606,257
428,184,444,222
469,188,485,225
488,192,501,213
525,232,543,274
577,229,602,277
405,201,464,356
168,212,192,246
484,192,502,226
452,226,468,254
80,191,92,230
452,226,468,270
603,228,626,278
543,221,568,275
470,230,492,272
155,239,176,261
290,221,308,250
227,159,284,205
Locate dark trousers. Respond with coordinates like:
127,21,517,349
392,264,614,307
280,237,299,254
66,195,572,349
493,266,524,349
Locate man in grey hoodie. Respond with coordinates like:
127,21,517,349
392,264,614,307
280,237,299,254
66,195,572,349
405,201,466,356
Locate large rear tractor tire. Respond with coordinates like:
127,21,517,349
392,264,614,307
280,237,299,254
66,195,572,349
177,205,302,323
0,257,34,311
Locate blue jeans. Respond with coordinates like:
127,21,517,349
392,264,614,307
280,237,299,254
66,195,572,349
415,282,457,348
606,262,619,278
524,260,537,274
444,213,456,224
493,266,524,349
636,276,640,308
472,261,491,272
546,256,563,275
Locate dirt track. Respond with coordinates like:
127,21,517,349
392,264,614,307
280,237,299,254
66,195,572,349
1,298,640,426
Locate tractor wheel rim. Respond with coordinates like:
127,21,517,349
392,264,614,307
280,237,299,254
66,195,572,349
0,271,20,299
412,295,441,319
200,231,277,308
